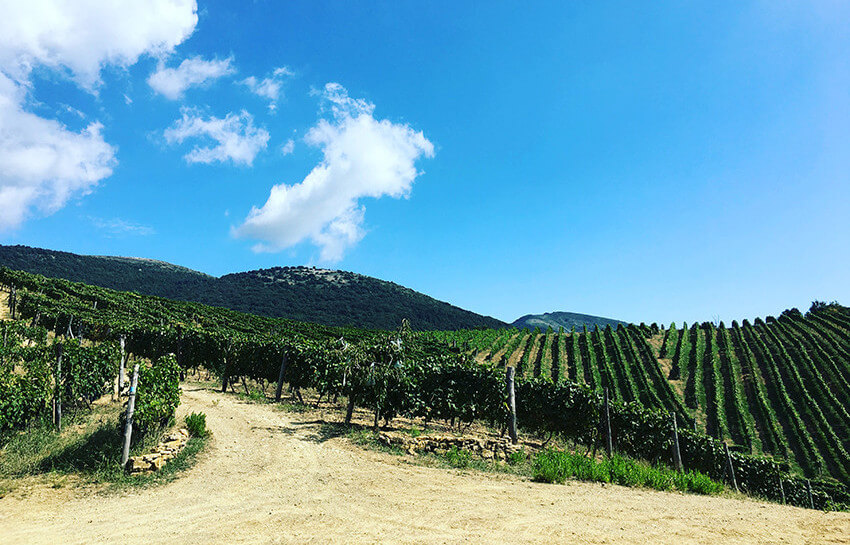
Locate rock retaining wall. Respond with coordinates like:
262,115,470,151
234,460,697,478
378,433,524,461
127,428,190,474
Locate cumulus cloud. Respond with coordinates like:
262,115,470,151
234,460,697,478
280,139,295,155
164,108,270,166
239,66,293,112
0,0,197,230
0,74,116,230
0,0,198,90
148,55,235,99
235,83,434,262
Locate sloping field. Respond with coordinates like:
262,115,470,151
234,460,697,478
440,305,850,483
1,386,847,545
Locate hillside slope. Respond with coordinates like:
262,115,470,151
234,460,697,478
436,304,850,484
0,245,505,331
512,311,625,331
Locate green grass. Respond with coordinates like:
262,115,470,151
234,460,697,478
0,403,209,495
531,448,724,495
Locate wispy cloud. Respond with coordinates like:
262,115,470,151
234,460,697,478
148,55,235,100
239,66,294,112
89,216,155,237
235,83,434,262
281,139,295,155
164,108,270,166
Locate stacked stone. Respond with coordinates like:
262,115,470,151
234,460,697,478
127,428,190,474
378,433,523,461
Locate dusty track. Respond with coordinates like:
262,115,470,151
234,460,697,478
1,386,847,544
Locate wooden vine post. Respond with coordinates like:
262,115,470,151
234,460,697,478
121,363,140,467
221,337,232,393
119,335,126,393
54,345,63,432
9,286,15,319
806,479,814,509
777,473,786,505
723,442,738,493
274,352,288,402
671,413,683,471
506,366,518,444
603,387,613,456
177,325,185,381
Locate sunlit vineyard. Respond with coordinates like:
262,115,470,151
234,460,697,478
1,266,848,508
421,306,850,483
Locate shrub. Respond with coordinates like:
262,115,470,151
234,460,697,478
444,446,471,468
185,412,208,438
131,354,180,435
508,447,527,466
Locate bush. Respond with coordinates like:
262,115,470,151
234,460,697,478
131,354,180,435
185,412,208,438
444,446,472,468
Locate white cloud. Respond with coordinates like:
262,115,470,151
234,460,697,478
239,66,293,112
281,139,295,155
0,0,198,90
0,0,196,230
0,74,116,230
235,83,434,262
148,56,234,100
164,108,270,166
89,216,155,236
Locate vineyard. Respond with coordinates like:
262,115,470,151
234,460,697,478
1,267,849,510
424,309,850,486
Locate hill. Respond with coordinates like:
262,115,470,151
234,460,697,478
432,304,850,484
0,245,506,331
2,266,848,492
512,311,625,331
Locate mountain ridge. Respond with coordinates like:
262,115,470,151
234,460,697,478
0,245,506,331
512,310,626,331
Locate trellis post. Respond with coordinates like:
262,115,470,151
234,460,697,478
506,366,517,444
121,363,140,466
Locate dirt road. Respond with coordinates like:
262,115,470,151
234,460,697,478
1,386,847,544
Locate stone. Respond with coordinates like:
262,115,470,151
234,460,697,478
127,457,150,473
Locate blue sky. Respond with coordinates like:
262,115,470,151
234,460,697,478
1,1,848,326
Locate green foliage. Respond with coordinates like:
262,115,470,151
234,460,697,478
3,266,850,509
507,447,527,466
0,245,506,331
0,326,117,440
185,412,208,438
131,354,181,435
444,445,472,468
532,448,724,495
58,340,119,416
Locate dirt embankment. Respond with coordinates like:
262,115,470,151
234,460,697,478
1,386,847,544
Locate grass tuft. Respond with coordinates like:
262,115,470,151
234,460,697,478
531,448,724,495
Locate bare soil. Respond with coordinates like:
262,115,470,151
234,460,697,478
1,385,847,544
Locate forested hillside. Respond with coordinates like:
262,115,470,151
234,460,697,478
513,311,625,331
0,245,506,331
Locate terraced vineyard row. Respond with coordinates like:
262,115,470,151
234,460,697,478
425,305,850,483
